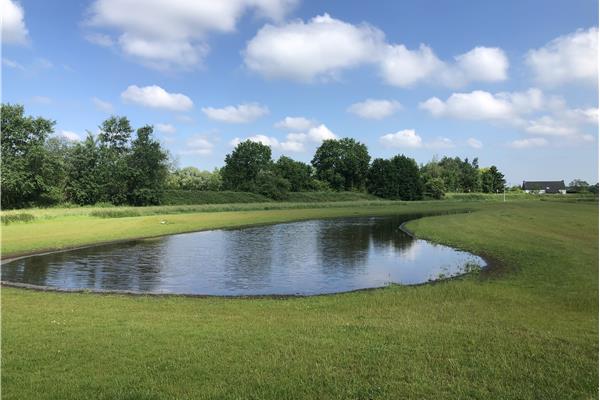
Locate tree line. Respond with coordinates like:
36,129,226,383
2,104,510,209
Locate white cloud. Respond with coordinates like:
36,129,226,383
453,47,508,83
85,0,297,69
425,137,454,149
2,57,24,70
274,116,315,131
305,124,336,142
380,129,423,148
231,123,336,153
380,45,508,88
467,138,483,149
2,0,29,45
181,135,214,155
121,85,193,111
84,33,114,47
420,88,597,143
155,123,176,135
347,99,402,119
524,116,578,136
420,88,544,120
526,27,598,86
245,13,508,87
59,130,81,142
379,44,443,87
509,138,548,149
244,13,383,82
92,97,114,113
202,103,269,123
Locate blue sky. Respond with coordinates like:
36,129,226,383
2,0,598,185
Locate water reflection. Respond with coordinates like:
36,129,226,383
1,215,485,295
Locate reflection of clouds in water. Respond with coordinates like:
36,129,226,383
1,216,486,295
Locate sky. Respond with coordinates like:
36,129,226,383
1,0,598,185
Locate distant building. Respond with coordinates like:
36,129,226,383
522,180,566,194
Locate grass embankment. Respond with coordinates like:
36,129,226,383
1,200,598,399
1,200,471,256
162,190,377,205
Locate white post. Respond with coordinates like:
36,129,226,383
503,188,506,202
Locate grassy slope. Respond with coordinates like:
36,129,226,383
1,201,472,257
1,200,598,399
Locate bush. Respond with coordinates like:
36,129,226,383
89,209,141,218
256,171,291,200
0,213,36,224
424,178,446,199
162,190,271,205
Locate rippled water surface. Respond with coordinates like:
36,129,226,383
1,215,485,295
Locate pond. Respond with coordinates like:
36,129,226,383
1,215,485,296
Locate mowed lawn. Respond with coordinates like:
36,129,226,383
1,200,598,399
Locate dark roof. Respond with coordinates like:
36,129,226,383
522,180,566,192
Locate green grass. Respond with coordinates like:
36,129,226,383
1,200,598,399
162,190,271,205
161,190,377,205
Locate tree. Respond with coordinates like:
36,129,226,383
424,177,446,199
64,133,102,205
256,171,291,200
0,103,58,208
95,116,134,205
221,140,272,191
126,125,169,205
273,156,314,192
367,155,423,200
569,179,590,192
98,116,132,152
311,138,370,191
167,167,222,191
481,166,505,193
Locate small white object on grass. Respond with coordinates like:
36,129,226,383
160,220,167,224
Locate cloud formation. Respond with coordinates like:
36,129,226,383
274,116,316,131
121,85,193,111
509,138,548,149
85,0,297,69
232,122,336,153
347,99,402,119
92,97,114,113
155,123,176,135
202,103,269,123
245,13,508,87
380,129,423,148
467,138,483,149
2,0,29,45
59,130,82,142
526,27,598,86
181,135,214,155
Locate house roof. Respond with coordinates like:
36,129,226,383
522,180,566,191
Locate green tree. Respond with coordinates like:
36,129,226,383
569,179,590,192
424,177,446,199
96,116,134,204
127,125,169,205
367,155,423,200
64,133,102,205
273,156,314,192
256,170,291,200
221,140,272,191
0,104,58,208
311,138,370,191
481,166,506,193
167,167,222,191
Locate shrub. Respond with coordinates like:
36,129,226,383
1,213,36,224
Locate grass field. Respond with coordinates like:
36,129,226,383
1,199,598,399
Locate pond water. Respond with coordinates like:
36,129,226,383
1,215,485,296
